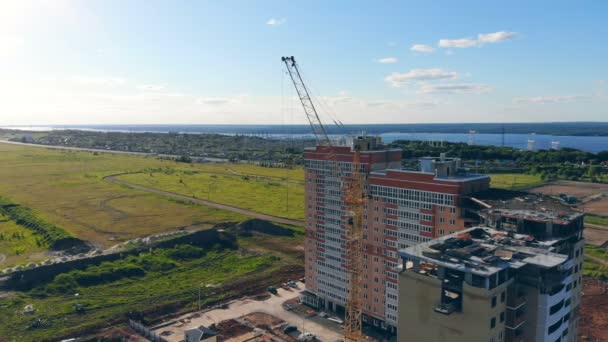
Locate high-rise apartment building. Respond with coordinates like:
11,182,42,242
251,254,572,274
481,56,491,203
398,206,584,342
301,137,490,332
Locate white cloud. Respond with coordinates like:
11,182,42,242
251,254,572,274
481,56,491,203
197,94,248,106
385,68,458,87
513,95,590,104
137,84,166,92
439,31,516,48
438,37,478,48
478,31,517,44
0,35,24,57
418,83,491,94
266,18,286,26
377,57,399,64
71,75,127,86
410,44,435,53
197,97,233,105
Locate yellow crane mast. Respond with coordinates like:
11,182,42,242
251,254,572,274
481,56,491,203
281,56,364,342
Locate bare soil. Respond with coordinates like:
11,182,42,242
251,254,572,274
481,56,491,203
212,319,253,341
527,180,608,198
579,277,608,341
584,227,608,246
581,197,608,216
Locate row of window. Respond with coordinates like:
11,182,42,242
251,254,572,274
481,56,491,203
371,185,455,206
379,196,434,210
384,218,433,233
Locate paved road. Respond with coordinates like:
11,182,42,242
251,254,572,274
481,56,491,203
158,285,343,342
104,174,304,227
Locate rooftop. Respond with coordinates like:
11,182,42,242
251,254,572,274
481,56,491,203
483,208,583,225
370,168,490,182
399,227,568,277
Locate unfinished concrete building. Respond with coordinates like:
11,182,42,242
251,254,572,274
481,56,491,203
398,223,583,342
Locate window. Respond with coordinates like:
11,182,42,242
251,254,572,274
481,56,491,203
449,219,456,225
500,312,505,323
439,229,445,236
450,207,456,213
439,217,445,223
500,291,506,303
491,296,497,308
490,317,496,329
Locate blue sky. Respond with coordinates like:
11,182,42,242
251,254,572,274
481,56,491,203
0,0,606,125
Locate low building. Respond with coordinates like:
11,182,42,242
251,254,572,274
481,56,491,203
398,226,581,342
185,326,217,342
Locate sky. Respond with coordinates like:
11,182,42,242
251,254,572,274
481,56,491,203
0,0,607,125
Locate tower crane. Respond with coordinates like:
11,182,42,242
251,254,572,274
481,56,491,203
282,56,364,342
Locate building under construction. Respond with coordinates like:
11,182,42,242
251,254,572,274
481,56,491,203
301,137,491,332
398,192,584,342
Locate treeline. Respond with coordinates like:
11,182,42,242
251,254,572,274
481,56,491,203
389,141,608,182
11,130,313,163
0,196,80,250
389,140,608,164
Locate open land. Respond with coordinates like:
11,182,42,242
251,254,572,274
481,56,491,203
1,140,608,341
114,170,305,221
489,173,545,191
579,277,608,341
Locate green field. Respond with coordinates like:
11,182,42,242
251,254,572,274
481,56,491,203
585,215,608,227
0,228,302,341
0,143,308,268
0,213,47,267
490,173,545,190
584,244,608,279
117,170,305,220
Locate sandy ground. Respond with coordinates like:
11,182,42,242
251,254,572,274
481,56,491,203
527,181,608,198
156,283,342,342
584,226,608,246
579,278,608,341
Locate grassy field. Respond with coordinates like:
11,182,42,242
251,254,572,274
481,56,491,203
0,233,300,341
490,173,545,190
0,144,246,257
585,215,608,227
0,213,47,266
117,170,305,220
584,245,608,279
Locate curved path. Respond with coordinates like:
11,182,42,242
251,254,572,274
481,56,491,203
104,174,304,227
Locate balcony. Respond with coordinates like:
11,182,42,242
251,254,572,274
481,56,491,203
505,328,524,342
507,293,526,310
506,310,526,330
434,302,458,315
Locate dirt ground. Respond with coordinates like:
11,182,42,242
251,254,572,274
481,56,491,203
584,227,608,246
579,277,608,341
581,197,608,216
527,180,608,198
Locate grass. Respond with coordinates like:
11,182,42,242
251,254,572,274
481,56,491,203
0,213,47,266
583,244,608,279
490,173,545,190
585,215,608,227
117,170,305,220
0,243,287,341
0,143,252,256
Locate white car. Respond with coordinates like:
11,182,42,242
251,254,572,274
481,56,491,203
298,332,316,341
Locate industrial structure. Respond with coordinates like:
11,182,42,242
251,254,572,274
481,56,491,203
301,143,491,332
283,56,366,341
398,194,584,342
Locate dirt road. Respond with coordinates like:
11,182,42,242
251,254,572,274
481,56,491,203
104,174,304,227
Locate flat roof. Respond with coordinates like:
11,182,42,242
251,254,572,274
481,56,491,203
399,227,567,277
483,208,583,225
370,168,490,182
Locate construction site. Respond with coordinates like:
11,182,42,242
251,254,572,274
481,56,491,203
101,57,607,342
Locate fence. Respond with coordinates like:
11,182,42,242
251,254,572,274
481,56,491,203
129,319,169,342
